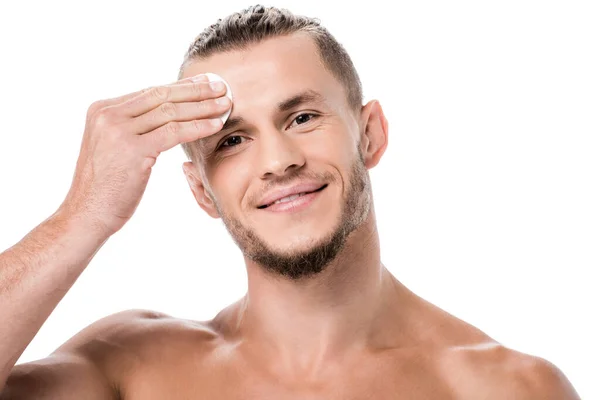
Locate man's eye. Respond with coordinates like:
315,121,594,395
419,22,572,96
289,113,318,129
217,114,318,150
218,135,246,149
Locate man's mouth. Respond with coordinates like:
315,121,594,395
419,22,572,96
258,184,328,209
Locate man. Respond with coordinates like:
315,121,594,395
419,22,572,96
0,4,580,399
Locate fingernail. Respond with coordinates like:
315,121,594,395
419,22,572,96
210,81,225,91
216,96,230,105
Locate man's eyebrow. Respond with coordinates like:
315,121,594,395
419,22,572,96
220,89,327,133
221,116,245,133
278,89,327,113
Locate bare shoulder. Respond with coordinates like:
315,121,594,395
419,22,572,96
4,309,179,399
53,308,218,362
443,343,581,399
401,286,581,398
52,308,173,355
56,308,220,389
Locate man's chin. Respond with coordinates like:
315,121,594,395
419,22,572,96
247,233,328,257
242,223,350,280
288,240,326,256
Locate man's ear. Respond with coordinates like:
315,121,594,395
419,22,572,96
182,161,220,219
359,100,389,169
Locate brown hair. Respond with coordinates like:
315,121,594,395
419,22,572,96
178,4,363,161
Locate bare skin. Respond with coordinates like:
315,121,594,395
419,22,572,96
0,32,580,399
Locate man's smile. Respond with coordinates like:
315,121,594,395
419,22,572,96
258,184,328,213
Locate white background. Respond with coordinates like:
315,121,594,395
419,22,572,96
0,0,598,397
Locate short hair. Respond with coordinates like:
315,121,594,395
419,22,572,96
178,4,364,162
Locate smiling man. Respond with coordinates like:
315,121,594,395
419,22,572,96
0,4,580,399
182,52,371,280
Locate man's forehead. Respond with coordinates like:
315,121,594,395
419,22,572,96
185,32,321,74
183,33,329,91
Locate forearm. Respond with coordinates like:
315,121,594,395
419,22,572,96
0,210,110,388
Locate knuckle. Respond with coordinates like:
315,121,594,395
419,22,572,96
191,119,204,133
192,82,209,97
88,100,105,113
201,99,219,114
150,86,170,102
164,121,181,136
92,107,114,128
191,119,213,136
141,156,158,171
87,100,107,119
159,102,177,119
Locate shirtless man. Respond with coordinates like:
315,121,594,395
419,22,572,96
0,5,580,399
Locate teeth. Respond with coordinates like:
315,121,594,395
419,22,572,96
272,192,307,205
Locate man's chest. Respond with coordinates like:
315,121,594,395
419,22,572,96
122,378,454,399
119,356,458,400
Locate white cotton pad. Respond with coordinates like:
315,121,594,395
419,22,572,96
204,72,233,124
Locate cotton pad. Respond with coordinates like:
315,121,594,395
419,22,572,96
205,72,233,124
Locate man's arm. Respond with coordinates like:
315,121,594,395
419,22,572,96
0,353,118,400
0,210,111,392
0,70,229,398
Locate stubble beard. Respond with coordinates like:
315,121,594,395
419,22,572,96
214,147,371,280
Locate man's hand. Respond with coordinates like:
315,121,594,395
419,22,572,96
59,74,231,236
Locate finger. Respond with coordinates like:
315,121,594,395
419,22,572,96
117,78,226,118
140,117,224,155
128,96,231,136
96,74,210,109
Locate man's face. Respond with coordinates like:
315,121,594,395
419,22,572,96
182,32,373,279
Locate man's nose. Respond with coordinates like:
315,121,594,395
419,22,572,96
257,128,306,178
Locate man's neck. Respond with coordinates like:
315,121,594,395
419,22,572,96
226,210,401,376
